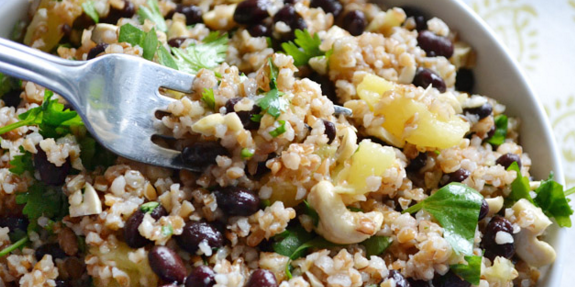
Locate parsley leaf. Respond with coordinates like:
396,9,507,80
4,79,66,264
9,147,33,175
201,88,216,110
142,28,158,60
118,24,158,61
361,236,392,257
533,175,573,227
506,161,533,205
487,115,508,145
403,183,483,255
450,255,482,285
78,135,117,171
140,202,160,213
81,0,100,23
137,0,167,32
269,120,287,137
158,46,178,70
172,32,228,75
281,29,324,67
255,59,288,118
15,183,69,231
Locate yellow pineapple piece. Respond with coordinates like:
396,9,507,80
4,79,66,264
357,73,395,109
266,179,304,207
91,242,158,287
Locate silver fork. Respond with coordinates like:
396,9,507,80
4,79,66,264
0,38,351,171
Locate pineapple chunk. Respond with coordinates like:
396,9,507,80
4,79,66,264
367,8,406,36
266,179,303,207
91,242,158,287
334,140,395,195
357,74,394,109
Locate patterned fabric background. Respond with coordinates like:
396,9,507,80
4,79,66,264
461,0,575,284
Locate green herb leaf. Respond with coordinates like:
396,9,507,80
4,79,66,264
142,27,158,60
347,206,363,212
281,29,324,67
140,202,160,213
361,236,392,257
273,225,315,258
201,88,216,110
9,147,33,175
506,162,533,205
137,0,167,32
158,46,178,70
16,183,69,231
118,23,146,47
250,114,263,123
533,175,574,227
118,24,159,62
269,120,287,138
450,255,482,285
255,59,288,118
565,186,575,197
0,236,28,258
241,148,254,159
81,0,100,23
487,115,508,145
161,224,173,236
403,183,483,255
172,32,228,75
303,200,319,227
0,73,20,98
78,135,117,171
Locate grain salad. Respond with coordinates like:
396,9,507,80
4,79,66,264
0,0,573,286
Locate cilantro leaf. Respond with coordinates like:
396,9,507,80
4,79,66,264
9,147,33,175
137,0,167,32
361,236,392,257
404,183,483,255
302,200,319,227
140,202,160,213
255,59,288,118
81,0,100,23
142,27,158,60
118,24,159,61
281,29,324,67
533,175,573,227
201,88,216,110
450,255,482,285
506,162,533,205
78,135,117,171
158,46,178,70
487,115,508,145
269,120,287,137
172,32,228,75
16,183,69,231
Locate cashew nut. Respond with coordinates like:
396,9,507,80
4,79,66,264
511,199,556,267
69,183,103,217
307,181,384,244
90,23,118,44
336,127,358,163
485,196,504,218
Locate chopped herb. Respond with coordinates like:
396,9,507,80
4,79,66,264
0,236,28,258
0,73,19,97
137,0,167,32
0,91,83,138
260,199,271,208
487,115,508,145
241,148,254,159
281,29,324,67
450,255,482,285
142,27,158,60
201,88,216,110
434,150,441,155
533,174,573,227
9,147,33,175
565,186,575,197
506,162,533,205
77,235,87,254
250,114,263,123
81,0,100,23
15,183,69,232
255,59,288,118
161,224,173,236
118,24,158,62
157,46,178,70
403,183,483,255
171,32,228,75
269,120,287,137
347,206,363,212
303,200,319,227
78,135,117,171
361,236,392,257
140,202,160,213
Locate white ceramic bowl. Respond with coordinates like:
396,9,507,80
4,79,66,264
0,0,565,285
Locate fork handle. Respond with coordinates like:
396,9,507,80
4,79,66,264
0,38,80,107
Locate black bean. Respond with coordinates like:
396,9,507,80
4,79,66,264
175,221,224,254
496,153,522,170
213,186,260,216
464,103,492,120
482,216,515,261
455,68,474,93
35,243,67,261
124,204,167,248
308,73,338,104
101,0,135,24
341,10,366,36
246,269,278,287
148,246,187,284
444,168,470,185
417,30,454,58
479,198,489,221
173,5,203,25
322,120,336,144
0,215,28,234
185,265,216,287
224,98,262,130
34,147,71,186
168,37,188,48
401,7,427,31
406,152,428,173
407,278,432,287
1,89,22,108
87,43,108,60
273,5,307,41
54,280,71,287
386,270,411,287
180,141,229,170
234,0,270,25
436,271,470,287
310,0,342,17
412,68,446,93
486,125,496,140
248,23,272,37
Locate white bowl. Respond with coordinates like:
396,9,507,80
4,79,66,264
0,0,566,285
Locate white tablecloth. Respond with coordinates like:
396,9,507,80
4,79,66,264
461,1,575,285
